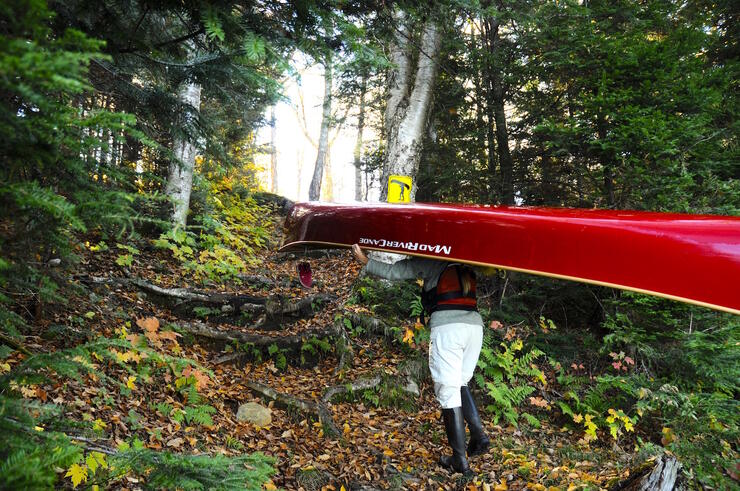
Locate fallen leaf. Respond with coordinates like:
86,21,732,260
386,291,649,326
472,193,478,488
136,317,159,332
166,437,184,448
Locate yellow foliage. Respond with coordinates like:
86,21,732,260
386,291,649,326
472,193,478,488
402,328,414,345
65,463,87,488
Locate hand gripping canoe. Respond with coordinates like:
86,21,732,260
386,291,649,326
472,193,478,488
280,202,740,315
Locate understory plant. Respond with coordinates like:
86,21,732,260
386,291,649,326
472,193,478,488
154,164,274,283
474,335,546,427
0,331,276,489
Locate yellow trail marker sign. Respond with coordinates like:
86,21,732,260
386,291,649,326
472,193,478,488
388,175,412,203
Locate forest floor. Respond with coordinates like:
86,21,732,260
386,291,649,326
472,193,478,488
7,208,649,490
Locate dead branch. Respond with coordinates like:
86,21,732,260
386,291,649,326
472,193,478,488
245,380,339,437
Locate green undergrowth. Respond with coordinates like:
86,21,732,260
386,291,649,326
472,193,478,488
0,332,276,489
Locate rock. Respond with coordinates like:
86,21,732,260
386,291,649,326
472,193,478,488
236,402,272,427
403,378,420,397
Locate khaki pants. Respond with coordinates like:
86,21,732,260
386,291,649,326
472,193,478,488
428,322,483,408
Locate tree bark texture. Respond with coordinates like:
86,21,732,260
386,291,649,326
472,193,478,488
610,454,681,491
354,76,367,201
165,80,201,228
384,9,412,138
308,56,333,201
380,18,442,202
483,16,514,205
270,105,278,193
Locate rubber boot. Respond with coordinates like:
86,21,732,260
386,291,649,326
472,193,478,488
439,407,472,475
461,386,490,457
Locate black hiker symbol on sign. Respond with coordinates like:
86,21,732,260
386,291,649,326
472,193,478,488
388,175,412,203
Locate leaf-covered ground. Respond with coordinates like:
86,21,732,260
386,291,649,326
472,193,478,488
5,220,651,490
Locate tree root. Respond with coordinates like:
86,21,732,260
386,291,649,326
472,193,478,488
255,293,337,330
333,318,353,375
175,320,340,362
343,312,395,338
245,380,340,437
322,375,382,403
273,249,348,263
80,275,336,326
321,373,420,404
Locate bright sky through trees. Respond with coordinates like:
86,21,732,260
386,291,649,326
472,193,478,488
256,60,380,202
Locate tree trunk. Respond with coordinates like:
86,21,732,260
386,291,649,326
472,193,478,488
483,16,514,205
480,19,499,202
165,80,202,228
384,9,412,138
380,19,442,202
269,105,278,193
354,76,367,201
309,56,332,201
597,114,615,207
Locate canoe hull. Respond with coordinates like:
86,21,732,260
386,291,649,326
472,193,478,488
280,202,740,315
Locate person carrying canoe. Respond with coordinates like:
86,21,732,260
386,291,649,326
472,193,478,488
351,244,489,475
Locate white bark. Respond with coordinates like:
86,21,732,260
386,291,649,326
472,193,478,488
308,56,332,201
381,19,442,202
384,9,412,135
165,80,202,228
269,105,278,193
353,77,367,201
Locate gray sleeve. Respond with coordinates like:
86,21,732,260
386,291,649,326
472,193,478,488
365,257,443,283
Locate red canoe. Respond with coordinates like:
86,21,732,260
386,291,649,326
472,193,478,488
279,202,740,315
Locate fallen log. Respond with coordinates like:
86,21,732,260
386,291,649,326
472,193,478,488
245,380,339,437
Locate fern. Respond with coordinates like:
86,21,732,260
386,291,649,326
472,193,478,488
475,336,545,427
183,404,216,426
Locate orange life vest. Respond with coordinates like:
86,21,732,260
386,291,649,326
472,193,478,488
421,264,478,315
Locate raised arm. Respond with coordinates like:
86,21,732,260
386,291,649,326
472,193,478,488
351,244,442,282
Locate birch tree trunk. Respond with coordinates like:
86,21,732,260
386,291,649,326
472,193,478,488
269,105,278,193
165,80,202,228
384,9,413,138
380,18,442,202
353,76,367,201
308,55,332,201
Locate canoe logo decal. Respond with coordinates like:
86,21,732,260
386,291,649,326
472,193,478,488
359,237,451,255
